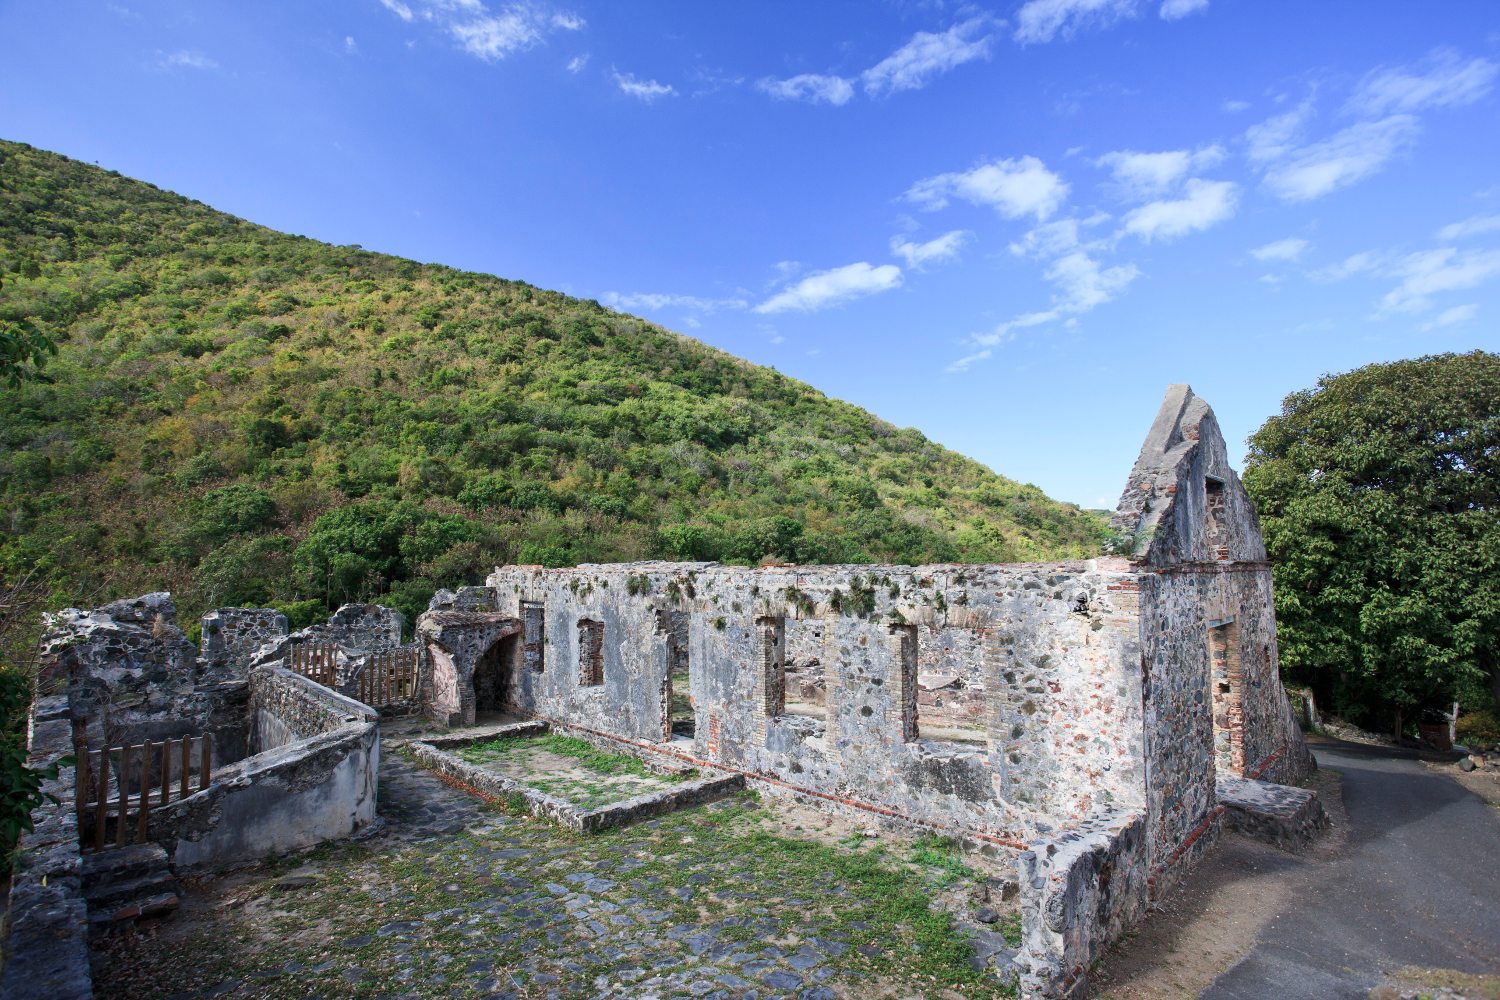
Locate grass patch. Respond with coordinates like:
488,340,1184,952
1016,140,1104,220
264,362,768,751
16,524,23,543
456,733,695,783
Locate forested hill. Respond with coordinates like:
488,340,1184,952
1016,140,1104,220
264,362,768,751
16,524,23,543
0,138,1110,634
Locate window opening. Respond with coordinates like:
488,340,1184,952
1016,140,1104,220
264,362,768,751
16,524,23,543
889,623,919,743
782,619,826,720
577,619,604,687
755,616,786,719
521,602,545,674
657,610,692,741
1209,618,1243,775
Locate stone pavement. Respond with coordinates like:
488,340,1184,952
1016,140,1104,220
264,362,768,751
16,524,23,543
90,735,1014,1000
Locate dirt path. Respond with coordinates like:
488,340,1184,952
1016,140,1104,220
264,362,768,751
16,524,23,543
1084,738,1500,1000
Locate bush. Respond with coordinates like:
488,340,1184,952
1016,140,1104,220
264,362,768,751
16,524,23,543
1456,710,1499,744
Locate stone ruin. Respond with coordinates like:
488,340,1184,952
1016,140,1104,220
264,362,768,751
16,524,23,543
408,384,1320,995
4,384,1324,1000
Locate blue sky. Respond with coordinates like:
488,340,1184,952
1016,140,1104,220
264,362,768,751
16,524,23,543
5,1,1499,508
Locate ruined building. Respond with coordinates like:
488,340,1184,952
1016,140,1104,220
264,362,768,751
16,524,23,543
7,384,1316,1000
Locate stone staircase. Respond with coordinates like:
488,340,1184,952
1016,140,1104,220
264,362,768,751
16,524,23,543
80,843,180,938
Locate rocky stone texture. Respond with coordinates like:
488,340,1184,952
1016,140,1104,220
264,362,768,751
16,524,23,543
0,754,91,1000
38,595,249,763
1217,774,1330,853
81,842,180,938
200,606,287,677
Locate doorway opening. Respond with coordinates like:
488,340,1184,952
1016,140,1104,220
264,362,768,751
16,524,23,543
472,632,520,724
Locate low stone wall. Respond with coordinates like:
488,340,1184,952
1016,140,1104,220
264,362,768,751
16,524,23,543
1217,775,1329,852
149,666,379,868
408,724,744,832
1013,812,1150,998
249,665,375,752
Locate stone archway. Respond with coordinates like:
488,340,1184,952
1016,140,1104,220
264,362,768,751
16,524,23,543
416,611,522,728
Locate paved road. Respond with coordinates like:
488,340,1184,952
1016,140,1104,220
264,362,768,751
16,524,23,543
1201,739,1500,999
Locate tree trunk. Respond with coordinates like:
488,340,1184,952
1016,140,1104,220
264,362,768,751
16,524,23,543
1393,707,1402,745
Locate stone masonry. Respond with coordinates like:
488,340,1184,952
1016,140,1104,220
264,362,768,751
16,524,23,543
407,384,1317,997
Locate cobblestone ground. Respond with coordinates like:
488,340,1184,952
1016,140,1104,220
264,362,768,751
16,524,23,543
89,739,1018,1000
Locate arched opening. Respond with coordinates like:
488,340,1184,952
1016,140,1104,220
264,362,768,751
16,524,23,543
473,633,521,724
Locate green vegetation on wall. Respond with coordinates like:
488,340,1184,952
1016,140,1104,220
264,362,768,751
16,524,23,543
0,138,1109,638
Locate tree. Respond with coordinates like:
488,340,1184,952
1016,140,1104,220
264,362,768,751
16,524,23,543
0,317,57,388
1243,352,1500,737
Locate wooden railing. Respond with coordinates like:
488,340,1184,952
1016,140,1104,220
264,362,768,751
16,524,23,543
289,642,421,709
77,735,212,852
289,642,338,687
355,646,421,709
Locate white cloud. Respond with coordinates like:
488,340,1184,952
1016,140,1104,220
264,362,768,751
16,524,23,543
754,262,903,313
862,18,993,96
614,71,676,101
1122,178,1238,242
1381,248,1500,313
890,230,972,269
1221,99,1250,113
1310,251,1387,282
1009,219,1082,258
566,54,589,73
1250,238,1310,261
756,74,854,106
1244,102,1314,162
159,50,217,70
1014,0,1138,45
1346,49,1497,117
346,36,358,53
451,12,544,60
604,292,747,313
1159,0,1208,19
1422,303,1478,330
378,2,584,61
1045,250,1140,312
1261,115,1418,202
1096,146,1224,198
951,250,1137,369
905,155,1069,221
1436,214,1500,240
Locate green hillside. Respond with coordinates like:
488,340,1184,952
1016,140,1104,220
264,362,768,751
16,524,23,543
0,138,1110,634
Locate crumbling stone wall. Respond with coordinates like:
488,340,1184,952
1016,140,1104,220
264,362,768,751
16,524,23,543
200,606,288,677
39,593,249,765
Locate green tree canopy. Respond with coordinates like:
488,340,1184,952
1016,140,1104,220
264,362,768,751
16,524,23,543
1243,351,1500,732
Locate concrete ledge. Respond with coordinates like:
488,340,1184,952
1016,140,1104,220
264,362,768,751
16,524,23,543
1217,774,1328,853
406,734,744,832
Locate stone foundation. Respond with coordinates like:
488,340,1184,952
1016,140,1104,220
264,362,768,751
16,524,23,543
1217,774,1329,853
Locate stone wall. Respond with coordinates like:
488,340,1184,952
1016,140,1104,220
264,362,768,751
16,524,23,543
249,664,380,753
0,727,90,1000
39,593,249,767
200,606,287,677
469,559,1147,849
152,664,379,867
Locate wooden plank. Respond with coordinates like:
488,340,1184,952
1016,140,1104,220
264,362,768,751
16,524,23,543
161,739,172,807
116,745,129,848
202,733,213,790
181,737,190,799
137,743,150,842
94,749,107,851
